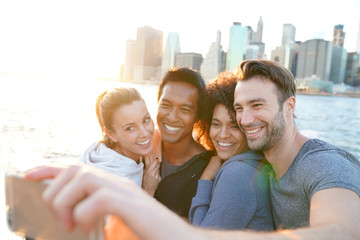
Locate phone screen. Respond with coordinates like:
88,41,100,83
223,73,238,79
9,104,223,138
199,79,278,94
5,172,104,240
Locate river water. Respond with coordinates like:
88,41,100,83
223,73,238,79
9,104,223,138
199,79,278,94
1,75,359,238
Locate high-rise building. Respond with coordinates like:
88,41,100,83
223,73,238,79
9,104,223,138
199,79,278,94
345,52,360,86
332,24,345,47
271,45,290,68
330,46,347,84
255,16,263,43
357,19,360,54
246,26,256,44
226,22,248,71
282,24,296,46
161,32,180,77
123,39,136,81
133,26,163,82
296,39,332,80
175,52,203,71
246,45,259,60
200,31,224,81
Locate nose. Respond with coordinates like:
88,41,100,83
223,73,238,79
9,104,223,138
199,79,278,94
139,124,150,137
219,126,230,139
239,108,254,127
167,108,179,122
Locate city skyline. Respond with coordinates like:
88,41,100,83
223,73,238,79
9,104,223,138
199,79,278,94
0,0,359,79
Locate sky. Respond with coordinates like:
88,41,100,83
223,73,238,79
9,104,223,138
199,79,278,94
0,0,359,79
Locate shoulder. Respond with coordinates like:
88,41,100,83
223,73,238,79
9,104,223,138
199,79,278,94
296,139,360,170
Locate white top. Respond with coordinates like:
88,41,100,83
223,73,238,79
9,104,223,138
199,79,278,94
80,142,144,187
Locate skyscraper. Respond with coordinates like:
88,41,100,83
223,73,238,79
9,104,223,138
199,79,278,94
200,31,224,81
161,32,180,77
357,19,360,54
296,39,332,80
226,22,248,71
332,24,345,47
282,24,296,46
123,39,136,81
330,46,347,84
134,26,163,82
255,16,263,43
345,52,360,86
174,52,203,71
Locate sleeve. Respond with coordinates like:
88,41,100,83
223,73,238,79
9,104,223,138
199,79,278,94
190,163,257,229
302,150,360,199
189,179,213,224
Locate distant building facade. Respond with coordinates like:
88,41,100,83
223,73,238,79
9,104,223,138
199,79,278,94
357,19,360,54
200,31,224,81
246,45,259,60
271,23,298,73
296,39,332,80
255,16,263,43
161,32,180,77
123,39,136,81
345,52,360,87
175,52,203,71
332,24,345,47
226,22,248,71
330,46,347,84
134,26,163,82
282,24,296,46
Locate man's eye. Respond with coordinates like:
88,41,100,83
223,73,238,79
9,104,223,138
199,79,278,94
211,122,220,127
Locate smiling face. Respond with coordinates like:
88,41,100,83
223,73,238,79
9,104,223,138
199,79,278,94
156,81,199,144
233,77,286,152
210,104,248,160
108,100,154,161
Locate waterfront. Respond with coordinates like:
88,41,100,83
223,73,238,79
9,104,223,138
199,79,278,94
1,76,359,238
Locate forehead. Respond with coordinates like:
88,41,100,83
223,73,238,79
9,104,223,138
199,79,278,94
113,100,148,124
160,81,199,105
234,77,278,104
213,104,235,120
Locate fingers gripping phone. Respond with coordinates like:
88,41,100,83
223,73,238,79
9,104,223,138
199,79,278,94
5,172,104,240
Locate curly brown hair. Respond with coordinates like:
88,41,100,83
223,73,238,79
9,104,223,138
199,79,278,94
194,72,238,151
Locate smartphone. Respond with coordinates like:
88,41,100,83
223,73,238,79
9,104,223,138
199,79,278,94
5,171,104,240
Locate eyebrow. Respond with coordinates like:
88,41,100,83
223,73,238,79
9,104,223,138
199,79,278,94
121,112,150,128
234,97,267,107
161,98,195,109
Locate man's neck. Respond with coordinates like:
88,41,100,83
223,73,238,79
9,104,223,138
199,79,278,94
163,137,204,166
265,125,309,180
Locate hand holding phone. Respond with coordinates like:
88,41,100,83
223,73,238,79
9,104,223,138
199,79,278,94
5,171,104,240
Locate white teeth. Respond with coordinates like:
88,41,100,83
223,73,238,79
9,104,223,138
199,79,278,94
247,128,261,134
165,124,181,131
218,142,234,147
138,138,150,145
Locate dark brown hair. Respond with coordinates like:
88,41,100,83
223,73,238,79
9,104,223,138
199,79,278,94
194,72,238,151
235,59,296,105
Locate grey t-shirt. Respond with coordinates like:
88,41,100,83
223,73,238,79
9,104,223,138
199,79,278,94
270,139,360,229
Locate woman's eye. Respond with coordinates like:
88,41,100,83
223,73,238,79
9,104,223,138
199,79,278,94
144,117,150,123
126,126,134,131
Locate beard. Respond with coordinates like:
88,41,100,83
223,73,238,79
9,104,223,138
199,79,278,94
247,111,286,152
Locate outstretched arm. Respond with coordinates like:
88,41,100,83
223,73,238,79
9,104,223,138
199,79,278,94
25,166,360,240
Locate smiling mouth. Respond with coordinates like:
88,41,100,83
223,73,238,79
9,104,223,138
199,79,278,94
217,142,235,147
164,124,181,132
137,138,151,146
246,127,261,135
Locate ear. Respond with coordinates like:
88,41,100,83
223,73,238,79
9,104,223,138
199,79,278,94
284,96,296,117
103,127,118,143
